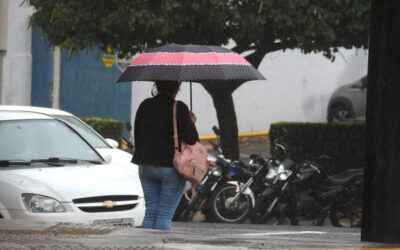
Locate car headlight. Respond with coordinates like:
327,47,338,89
22,194,66,213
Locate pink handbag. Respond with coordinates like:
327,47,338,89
172,101,208,199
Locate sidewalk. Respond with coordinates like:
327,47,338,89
0,220,398,249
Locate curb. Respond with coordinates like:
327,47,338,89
200,131,269,141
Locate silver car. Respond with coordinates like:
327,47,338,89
327,76,367,123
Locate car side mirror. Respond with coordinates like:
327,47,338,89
361,76,368,89
126,121,132,131
105,138,119,148
103,154,112,163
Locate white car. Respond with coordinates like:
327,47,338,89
0,110,144,226
0,105,134,168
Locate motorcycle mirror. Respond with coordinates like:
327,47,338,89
212,126,220,136
317,155,331,161
275,143,287,152
126,121,132,131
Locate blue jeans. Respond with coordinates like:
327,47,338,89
139,165,186,230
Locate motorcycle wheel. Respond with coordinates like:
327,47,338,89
180,193,202,222
210,183,252,223
288,213,327,226
173,195,189,221
251,195,282,225
202,207,216,222
329,203,362,227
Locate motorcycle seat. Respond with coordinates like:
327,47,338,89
334,168,363,177
324,173,362,186
317,182,345,191
317,186,344,200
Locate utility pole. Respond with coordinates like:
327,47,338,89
362,0,400,243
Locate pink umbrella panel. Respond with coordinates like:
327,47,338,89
117,43,265,83
117,43,265,109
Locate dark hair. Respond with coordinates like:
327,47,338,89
152,81,181,97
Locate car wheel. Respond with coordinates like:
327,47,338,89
328,105,355,123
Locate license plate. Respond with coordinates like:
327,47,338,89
91,218,134,227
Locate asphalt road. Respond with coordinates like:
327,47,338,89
1,220,399,249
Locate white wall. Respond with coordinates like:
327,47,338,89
234,48,368,134
0,0,33,105
130,48,368,136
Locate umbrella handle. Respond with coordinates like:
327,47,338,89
190,81,192,111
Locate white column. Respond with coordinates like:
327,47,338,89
51,47,61,109
1,0,33,105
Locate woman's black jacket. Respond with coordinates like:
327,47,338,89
132,94,199,167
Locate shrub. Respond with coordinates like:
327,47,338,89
81,117,124,143
269,122,365,175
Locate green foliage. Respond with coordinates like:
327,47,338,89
25,0,370,64
81,117,123,143
24,0,371,159
269,122,365,175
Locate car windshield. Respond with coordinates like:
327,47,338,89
53,115,110,149
0,119,102,162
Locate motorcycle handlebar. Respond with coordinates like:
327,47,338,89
209,140,223,154
212,125,220,136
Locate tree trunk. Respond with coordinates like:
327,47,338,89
202,82,242,160
199,49,266,160
361,0,400,243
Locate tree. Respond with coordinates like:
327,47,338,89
25,0,370,159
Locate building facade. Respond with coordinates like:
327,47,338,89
0,1,132,139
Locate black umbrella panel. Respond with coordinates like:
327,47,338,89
117,43,265,109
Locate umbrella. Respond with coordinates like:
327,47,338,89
117,43,265,109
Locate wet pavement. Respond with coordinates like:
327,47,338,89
1,137,398,249
0,220,399,249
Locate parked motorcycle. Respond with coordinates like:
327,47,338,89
173,141,232,221
121,122,135,154
208,152,279,223
206,138,290,224
250,155,363,227
173,126,237,222
327,168,364,227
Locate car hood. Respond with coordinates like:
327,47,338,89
95,148,138,176
330,83,356,99
2,164,143,201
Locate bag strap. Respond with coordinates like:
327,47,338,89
173,101,179,152
184,186,196,201
173,101,196,201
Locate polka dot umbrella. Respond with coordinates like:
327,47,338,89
117,43,265,109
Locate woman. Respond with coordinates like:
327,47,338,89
132,80,199,230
